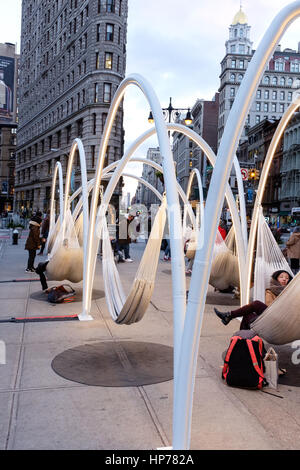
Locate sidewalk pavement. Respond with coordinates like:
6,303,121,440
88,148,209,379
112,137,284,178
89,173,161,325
0,232,300,450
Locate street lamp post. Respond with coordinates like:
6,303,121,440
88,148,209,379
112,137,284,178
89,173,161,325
148,97,192,126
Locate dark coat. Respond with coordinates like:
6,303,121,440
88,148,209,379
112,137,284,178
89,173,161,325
41,216,50,238
117,217,134,245
25,220,41,251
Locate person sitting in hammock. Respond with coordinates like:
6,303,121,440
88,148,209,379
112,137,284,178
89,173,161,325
214,270,293,330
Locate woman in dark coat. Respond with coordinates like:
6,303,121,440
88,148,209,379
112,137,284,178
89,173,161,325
25,214,42,272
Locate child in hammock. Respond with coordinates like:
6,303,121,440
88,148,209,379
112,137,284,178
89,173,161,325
214,270,293,330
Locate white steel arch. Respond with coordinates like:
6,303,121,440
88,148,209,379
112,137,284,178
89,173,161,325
174,2,300,449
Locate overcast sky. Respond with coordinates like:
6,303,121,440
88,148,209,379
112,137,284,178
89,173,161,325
1,0,300,197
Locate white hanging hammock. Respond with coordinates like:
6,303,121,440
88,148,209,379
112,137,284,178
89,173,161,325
46,216,60,255
101,196,167,324
46,208,83,283
251,271,300,344
209,228,240,290
253,209,293,302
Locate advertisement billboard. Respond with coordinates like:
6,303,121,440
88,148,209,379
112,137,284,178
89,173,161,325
0,56,15,124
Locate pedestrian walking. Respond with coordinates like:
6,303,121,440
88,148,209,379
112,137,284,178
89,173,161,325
25,213,42,272
285,227,300,275
116,212,135,262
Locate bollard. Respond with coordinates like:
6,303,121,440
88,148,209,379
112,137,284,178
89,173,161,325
12,229,18,245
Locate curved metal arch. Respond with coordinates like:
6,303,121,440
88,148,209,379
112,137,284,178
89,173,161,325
82,76,187,414
245,93,300,302
49,161,64,225
62,138,90,319
70,157,196,229
47,161,64,253
183,168,204,231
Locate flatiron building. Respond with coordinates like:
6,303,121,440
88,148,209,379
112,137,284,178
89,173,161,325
15,0,128,212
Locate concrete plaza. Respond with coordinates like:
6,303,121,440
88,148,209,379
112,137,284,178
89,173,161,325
0,230,299,450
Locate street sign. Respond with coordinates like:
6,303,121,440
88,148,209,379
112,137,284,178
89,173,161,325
241,168,248,180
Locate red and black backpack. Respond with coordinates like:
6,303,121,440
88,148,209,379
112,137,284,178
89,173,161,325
222,334,267,389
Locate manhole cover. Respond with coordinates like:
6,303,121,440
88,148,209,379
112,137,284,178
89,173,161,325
51,341,173,387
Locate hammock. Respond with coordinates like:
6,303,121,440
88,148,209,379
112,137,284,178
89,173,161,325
251,272,300,345
46,209,83,283
253,210,293,302
46,216,60,254
101,197,167,324
209,228,240,290
74,212,84,247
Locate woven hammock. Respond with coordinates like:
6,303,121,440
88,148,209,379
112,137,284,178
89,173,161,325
46,209,83,283
209,228,239,290
46,217,60,254
251,271,300,344
253,210,293,302
101,197,167,324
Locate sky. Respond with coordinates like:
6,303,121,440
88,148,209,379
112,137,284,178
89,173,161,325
1,0,300,198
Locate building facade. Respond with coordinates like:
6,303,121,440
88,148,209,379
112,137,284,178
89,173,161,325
236,118,283,221
172,93,219,198
280,112,300,220
0,42,19,212
15,0,128,213
135,147,163,208
218,7,300,145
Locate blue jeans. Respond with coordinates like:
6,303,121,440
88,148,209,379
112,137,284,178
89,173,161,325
118,242,130,259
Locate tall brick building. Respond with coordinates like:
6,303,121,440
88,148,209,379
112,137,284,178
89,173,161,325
15,0,128,213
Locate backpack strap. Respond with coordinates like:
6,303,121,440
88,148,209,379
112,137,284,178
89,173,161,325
222,336,241,380
246,338,265,389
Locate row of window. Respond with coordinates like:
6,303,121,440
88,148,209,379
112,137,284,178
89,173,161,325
230,44,251,55
256,89,293,101
255,102,286,113
19,81,116,144
230,57,300,81
17,111,121,168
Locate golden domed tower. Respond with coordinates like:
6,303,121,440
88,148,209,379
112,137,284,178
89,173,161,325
225,6,252,56
232,7,248,25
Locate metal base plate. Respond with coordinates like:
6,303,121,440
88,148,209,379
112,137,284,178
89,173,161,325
51,341,173,387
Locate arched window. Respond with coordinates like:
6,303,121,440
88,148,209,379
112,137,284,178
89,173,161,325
230,73,235,82
272,76,277,85
280,77,285,86
264,75,270,85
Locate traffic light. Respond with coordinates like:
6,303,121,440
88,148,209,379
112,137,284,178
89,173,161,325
248,169,256,180
248,168,260,180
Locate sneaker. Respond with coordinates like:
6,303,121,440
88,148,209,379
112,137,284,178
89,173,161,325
125,258,133,262
163,256,169,261
214,307,231,325
25,268,31,273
